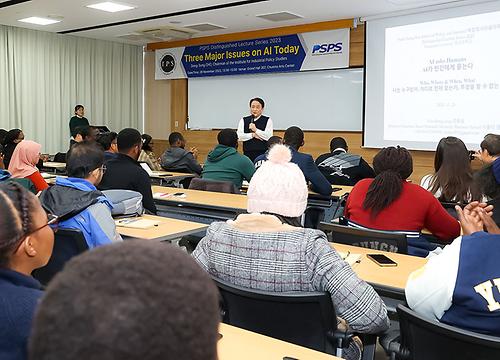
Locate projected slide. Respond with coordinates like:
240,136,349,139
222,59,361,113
384,11,500,146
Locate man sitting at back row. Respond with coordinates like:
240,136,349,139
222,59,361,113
315,137,375,186
283,126,332,196
40,142,122,248
160,132,202,175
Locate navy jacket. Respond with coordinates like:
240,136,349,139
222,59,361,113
0,269,43,360
290,148,332,196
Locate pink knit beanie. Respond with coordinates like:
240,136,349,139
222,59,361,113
247,144,308,217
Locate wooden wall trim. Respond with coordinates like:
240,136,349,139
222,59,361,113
146,19,354,51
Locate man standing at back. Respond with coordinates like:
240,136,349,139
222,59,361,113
283,126,332,196
98,128,157,214
316,137,375,186
202,128,255,189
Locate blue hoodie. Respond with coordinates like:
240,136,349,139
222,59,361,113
40,177,122,248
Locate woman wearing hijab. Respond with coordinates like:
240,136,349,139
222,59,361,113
8,140,48,192
2,129,24,169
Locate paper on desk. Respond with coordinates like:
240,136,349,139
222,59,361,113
338,252,362,266
115,218,160,229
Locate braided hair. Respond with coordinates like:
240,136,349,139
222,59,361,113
363,146,413,218
0,182,37,267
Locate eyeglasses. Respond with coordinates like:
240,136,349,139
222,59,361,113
12,213,59,254
27,213,59,236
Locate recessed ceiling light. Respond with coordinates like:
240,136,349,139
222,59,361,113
18,17,61,25
86,2,136,13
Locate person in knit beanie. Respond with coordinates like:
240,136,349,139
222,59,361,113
193,144,389,360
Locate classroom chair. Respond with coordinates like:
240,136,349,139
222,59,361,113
189,178,239,194
32,228,88,286
212,277,362,358
319,222,408,254
380,304,500,360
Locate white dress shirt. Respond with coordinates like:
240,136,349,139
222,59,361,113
237,116,273,142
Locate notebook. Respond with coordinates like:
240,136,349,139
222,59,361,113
115,218,161,229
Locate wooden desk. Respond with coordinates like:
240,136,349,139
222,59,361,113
218,323,340,360
153,186,247,210
43,175,68,185
332,243,426,296
41,161,66,174
115,214,208,242
149,171,196,187
152,186,248,224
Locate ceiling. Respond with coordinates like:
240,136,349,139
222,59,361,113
0,0,473,45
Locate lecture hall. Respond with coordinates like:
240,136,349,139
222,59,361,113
1,0,500,359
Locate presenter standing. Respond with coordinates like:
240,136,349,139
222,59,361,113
237,97,273,162
69,105,90,138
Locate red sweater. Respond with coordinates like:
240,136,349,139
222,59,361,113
345,179,460,241
26,171,49,192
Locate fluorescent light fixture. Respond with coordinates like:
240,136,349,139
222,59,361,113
86,2,136,13
18,17,61,25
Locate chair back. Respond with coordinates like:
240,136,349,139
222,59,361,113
319,222,408,254
52,152,67,163
189,178,239,194
32,228,88,286
213,277,337,353
397,304,500,360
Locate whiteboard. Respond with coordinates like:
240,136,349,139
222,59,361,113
187,68,364,131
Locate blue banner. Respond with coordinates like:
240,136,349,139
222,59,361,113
181,34,306,77
156,28,350,79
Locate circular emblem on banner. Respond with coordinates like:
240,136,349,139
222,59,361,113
160,53,176,75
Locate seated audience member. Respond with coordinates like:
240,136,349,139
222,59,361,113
283,126,332,196
315,137,375,186
253,135,282,169
473,157,500,226
29,241,219,360
474,133,500,164
0,146,36,193
344,146,460,257
70,126,97,147
161,132,202,175
421,136,477,203
0,144,5,170
202,128,255,188
0,183,54,360
96,131,118,161
8,140,48,192
39,143,122,248
138,134,162,171
0,129,7,148
406,201,500,335
2,128,24,169
98,128,157,214
193,145,389,360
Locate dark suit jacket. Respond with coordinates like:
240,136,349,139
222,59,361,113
290,148,333,196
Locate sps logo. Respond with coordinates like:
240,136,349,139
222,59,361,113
312,43,343,55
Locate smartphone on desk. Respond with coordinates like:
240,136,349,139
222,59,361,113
366,254,397,267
